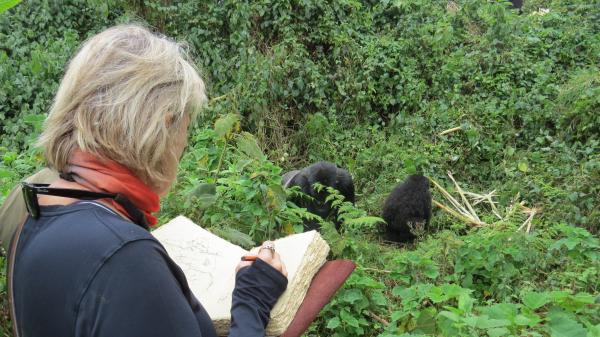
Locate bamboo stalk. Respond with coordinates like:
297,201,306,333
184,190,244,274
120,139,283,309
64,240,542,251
209,94,227,103
465,190,503,219
438,126,462,136
447,172,481,223
433,199,485,226
430,177,472,217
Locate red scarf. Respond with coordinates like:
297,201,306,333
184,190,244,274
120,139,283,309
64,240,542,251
64,150,160,226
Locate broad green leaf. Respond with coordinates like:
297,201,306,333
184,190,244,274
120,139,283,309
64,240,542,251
326,317,340,329
458,292,474,312
587,323,600,337
487,327,511,337
437,311,460,336
0,168,11,178
371,291,388,306
438,310,461,322
463,315,480,327
428,286,446,303
415,307,437,334
211,227,254,248
236,132,265,160
340,309,360,328
214,113,239,138
390,310,406,322
479,303,518,323
393,286,415,299
189,183,217,209
440,283,465,299
292,224,304,233
548,310,587,337
518,161,529,172
350,274,385,289
522,291,549,310
424,265,440,279
515,314,535,326
266,184,286,210
342,289,364,304
480,318,511,329
0,0,21,13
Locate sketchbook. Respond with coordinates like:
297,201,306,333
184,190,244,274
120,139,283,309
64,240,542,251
152,216,330,336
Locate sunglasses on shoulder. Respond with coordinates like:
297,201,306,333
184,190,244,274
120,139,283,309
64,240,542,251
21,182,149,229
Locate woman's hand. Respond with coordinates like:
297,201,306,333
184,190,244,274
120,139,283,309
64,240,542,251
236,241,288,277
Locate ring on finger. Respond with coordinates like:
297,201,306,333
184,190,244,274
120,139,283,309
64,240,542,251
260,242,275,253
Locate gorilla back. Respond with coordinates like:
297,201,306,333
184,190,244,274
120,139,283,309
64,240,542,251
283,161,355,231
382,175,432,243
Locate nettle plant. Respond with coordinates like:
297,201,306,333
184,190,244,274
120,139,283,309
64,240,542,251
171,113,317,247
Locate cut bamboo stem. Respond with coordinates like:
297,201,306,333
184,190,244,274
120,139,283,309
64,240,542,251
430,178,472,217
447,172,481,223
438,126,462,136
433,199,485,227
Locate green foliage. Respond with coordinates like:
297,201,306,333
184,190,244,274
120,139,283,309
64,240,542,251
313,270,388,337
556,68,600,144
161,114,316,246
0,0,128,151
0,0,21,14
2,0,600,336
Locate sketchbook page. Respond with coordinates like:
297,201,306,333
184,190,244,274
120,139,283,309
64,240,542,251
266,231,330,336
151,216,247,323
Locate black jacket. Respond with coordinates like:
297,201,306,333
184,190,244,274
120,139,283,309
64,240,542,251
13,201,287,337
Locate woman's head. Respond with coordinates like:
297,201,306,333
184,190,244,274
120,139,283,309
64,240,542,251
38,24,207,195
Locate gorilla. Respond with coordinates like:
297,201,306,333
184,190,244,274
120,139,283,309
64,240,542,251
510,0,523,9
282,161,355,231
382,175,432,243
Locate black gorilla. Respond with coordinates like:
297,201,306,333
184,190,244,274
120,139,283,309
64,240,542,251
382,175,432,243
282,161,355,231
510,0,523,9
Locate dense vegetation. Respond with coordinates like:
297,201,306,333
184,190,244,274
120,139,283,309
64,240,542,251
1,0,599,336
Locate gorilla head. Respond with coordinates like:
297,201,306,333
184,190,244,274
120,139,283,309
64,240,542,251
283,161,355,231
382,175,432,243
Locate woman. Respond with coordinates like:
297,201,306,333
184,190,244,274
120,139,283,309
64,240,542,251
10,25,287,337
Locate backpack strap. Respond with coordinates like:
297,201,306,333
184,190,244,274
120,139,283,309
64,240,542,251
7,214,26,337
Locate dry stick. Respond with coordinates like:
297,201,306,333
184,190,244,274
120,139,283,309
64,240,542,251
433,199,485,227
465,191,487,205
360,267,392,274
367,310,390,326
447,171,482,223
209,94,227,103
503,193,522,223
485,192,503,220
429,178,472,218
525,211,535,233
438,126,462,136
465,190,503,220
517,207,539,233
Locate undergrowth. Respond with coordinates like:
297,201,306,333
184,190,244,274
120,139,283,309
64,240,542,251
1,0,599,336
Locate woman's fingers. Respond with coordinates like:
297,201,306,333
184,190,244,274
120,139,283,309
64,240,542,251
279,258,288,278
257,240,275,263
235,260,253,273
234,241,288,277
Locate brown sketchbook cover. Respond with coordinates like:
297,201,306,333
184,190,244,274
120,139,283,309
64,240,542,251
279,260,356,337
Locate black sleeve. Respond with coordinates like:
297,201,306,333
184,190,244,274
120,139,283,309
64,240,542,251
75,239,216,337
229,258,288,337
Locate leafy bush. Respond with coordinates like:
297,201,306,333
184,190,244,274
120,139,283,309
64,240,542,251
1,0,600,336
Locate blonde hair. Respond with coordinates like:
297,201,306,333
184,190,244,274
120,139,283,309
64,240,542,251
38,24,207,189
